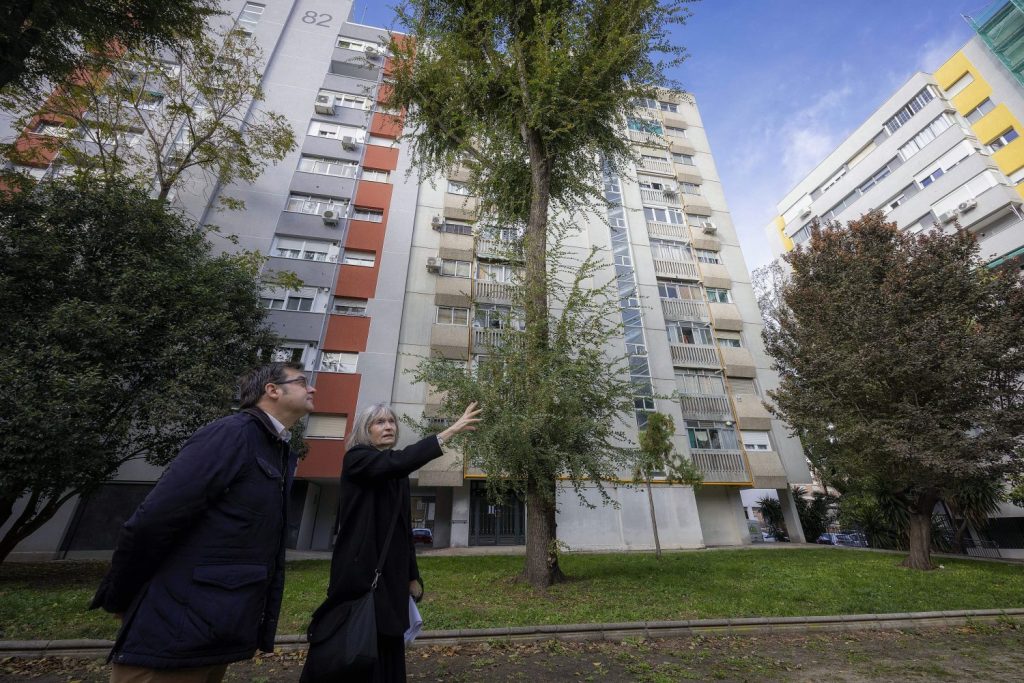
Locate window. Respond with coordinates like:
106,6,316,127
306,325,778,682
694,248,720,264
898,113,954,162
477,263,515,282
790,223,812,245
135,91,164,110
342,250,375,267
706,288,731,303
659,101,679,113
1009,167,1024,184
644,205,686,224
239,2,264,24
919,167,944,187
272,236,337,262
305,415,348,439
636,97,660,109
658,281,701,300
332,297,367,315
260,286,320,312
351,207,383,222
627,118,663,135
741,430,773,451
298,155,358,177
362,168,390,183
447,180,472,196
641,153,667,167
883,86,935,135
337,37,381,52
915,140,976,188
668,321,714,346
730,378,759,395
945,71,974,98
308,120,365,141
473,305,522,330
650,238,692,262
32,121,70,137
686,420,738,450
439,220,473,235
966,97,995,124
680,182,701,195
989,127,1019,152
436,305,469,325
320,352,358,373
677,369,726,395
271,342,314,368
334,91,371,110
673,152,695,165
716,333,743,348
856,161,894,194
440,259,471,278
286,193,349,215
664,125,688,138
882,189,910,215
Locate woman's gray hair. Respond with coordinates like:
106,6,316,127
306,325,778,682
347,402,399,450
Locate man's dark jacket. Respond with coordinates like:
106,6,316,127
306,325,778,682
327,436,442,636
90,409,297,669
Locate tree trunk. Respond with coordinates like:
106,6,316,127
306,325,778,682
523,476,565,588
645,473,661,559
901,493,938,570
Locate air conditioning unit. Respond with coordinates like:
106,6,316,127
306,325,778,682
431,215,444,229
958,198,978,212
314,93,334,115
663,187,679,197
341,136,358,150
939,210,958,224
322,210,340,226
701,223,717,235
800,207,813,219
364,45,380,57
426,257,441,273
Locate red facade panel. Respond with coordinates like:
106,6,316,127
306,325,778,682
363,144,399,171
323,314,371,352
311,372,361,415
370,112,404,139
335,263,379,299
295,438,345,479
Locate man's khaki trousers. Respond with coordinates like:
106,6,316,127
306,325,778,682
110,663,229,683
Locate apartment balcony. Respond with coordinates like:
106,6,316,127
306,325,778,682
689,450,750,484
640,187,681,205
669,343,721,369
682,195,713,216
476,238,523,261
732,393,773,430
473,280,517,303
628,129,666,146
678,393,732,420
429,324,469,360
700,262,732,289
708,302,743,331
653,258,700,280
415,448,464,487
637,157,673,175
472,326,522,351
443,194,478,221
646,221,691,241
675,166,703,185
720,346,757,378
660,298,709,323
669,139,696,156
747,450,788,489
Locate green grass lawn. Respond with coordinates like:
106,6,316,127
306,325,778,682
2,548,1023,641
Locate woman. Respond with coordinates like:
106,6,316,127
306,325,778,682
326,401,481,682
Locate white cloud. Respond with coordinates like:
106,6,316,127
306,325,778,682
917,29,968,74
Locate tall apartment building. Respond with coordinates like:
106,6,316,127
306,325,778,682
764,0,1024,559
2,0,809,558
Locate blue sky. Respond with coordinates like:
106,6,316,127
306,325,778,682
349,0,988,269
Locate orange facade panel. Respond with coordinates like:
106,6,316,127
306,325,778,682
363,144,399,171
323,313,371,352
335,263,379,299
345,222,385,252
376,83,394,105
296,438,345,479
312,372,361,415
370,112,404,139
354,180,393,210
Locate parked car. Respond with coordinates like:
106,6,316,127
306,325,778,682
817,532,867,547
816,532,841,545
412,528,433,545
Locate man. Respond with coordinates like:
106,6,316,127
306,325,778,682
90,362,316,683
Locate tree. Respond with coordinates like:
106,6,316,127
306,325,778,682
761,212,1024,570
0,0,218,96
636,411,702,558
0,176,278,563
3,27,295,206
409,242,641,583
756,496,787,541
790,485,835,543
388,0,690,588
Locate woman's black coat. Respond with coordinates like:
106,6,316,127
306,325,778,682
328,435,442,636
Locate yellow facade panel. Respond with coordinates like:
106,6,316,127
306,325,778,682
933,51,973,90
952,79,993,115
993,136,1024,176
972,104,1020,144
774,215,794,253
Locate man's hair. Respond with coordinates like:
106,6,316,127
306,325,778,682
238,362,304,409
347,402,400,451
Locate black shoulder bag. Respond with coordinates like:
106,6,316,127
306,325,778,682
300,501,403,682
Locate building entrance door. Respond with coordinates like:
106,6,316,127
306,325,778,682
468,481,525,545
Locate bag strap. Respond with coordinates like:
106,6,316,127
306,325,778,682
371,496,403,591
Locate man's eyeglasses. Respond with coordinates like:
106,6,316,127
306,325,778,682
275,376,309,388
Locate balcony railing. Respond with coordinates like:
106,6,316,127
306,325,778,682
646,221,691,240
653,259,700,280
678,393,732,418
637,157,673,174
628,129,665,146
669,343,720,368
640,188,681,205
472,327,522,349
474,280,517,301
689,450,749,483
661,298,709,322
476,238,523,260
